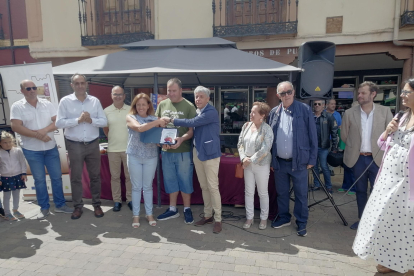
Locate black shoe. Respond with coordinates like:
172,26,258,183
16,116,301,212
330,170,335,176
350,221,359,230
113,202,122,212
128,201,133,211
327,188,333,194
0,207,5,218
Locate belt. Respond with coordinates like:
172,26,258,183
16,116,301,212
277,156,293,162
66,138,98,145
360,152,372,156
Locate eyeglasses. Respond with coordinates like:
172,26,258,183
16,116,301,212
401,90,413,96
278,90,293,97
25,87,37,91
112,93,125,97
314,103,322,106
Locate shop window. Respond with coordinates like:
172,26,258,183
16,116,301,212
363,75,400,114
221,88,249,134
332,76,358,114
253,87,267,103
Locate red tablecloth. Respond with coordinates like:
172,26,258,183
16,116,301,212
82,154,278,219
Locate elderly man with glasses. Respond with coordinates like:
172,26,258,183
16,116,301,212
311,99,338,194
268,81,317,237
103,86,132,212
11,79,73,219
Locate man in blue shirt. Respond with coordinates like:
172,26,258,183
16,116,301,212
268,81,318,237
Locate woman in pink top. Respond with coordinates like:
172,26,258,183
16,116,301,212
353,79,414,276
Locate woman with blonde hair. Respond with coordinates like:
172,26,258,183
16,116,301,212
237,102,274,230
126,93,165,228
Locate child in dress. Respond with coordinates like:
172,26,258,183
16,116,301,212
0,131,27,221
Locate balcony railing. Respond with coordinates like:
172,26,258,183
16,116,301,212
212,0,298,38
78,0,154,46
401,0,414,27
0,14,4,40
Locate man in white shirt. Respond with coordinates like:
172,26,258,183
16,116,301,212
103,86,131,212
56,74,108,220
341,81,393,230
11,79,73,219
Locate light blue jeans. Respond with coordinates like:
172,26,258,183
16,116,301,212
127,154,157,216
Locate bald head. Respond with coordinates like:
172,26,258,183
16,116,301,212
20,79,35,89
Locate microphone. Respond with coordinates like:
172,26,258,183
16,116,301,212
395,110,405,122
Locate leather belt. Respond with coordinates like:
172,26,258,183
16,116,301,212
66,138,98,145
277,156,293,162
360,152,372,156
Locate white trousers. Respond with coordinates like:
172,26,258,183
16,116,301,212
244,163,270,220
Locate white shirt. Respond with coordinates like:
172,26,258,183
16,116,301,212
244,129,258,157
360,105,375,152
231,106,238,113
55,93,107,142
10,97,57,151
0,147,27,177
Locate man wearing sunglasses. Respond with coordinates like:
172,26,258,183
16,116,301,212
341,81,393,230
11,80,74,219
268,81,318,237
311,100,338,194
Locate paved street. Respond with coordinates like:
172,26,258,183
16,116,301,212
0,171,398,276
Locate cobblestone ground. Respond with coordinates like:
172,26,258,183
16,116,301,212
0,169,401,276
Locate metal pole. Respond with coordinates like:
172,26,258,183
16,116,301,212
154,73,161,207
7,0,15,64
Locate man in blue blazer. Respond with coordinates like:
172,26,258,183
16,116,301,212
268,81,318,237
162,86,223,234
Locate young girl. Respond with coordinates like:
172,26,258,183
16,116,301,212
0,131,27,221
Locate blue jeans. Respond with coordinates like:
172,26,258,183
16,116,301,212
161,151,194,194
352,155,379,219
341,163,356,192
313,147,332,189
22,146,66,210
274,159,309,225
127,155,157,216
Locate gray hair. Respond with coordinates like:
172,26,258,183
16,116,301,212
194,86,210,98
112,86,124,94
277,81,294,93
71,73,87,83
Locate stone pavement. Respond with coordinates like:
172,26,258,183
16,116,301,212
0,170,402,276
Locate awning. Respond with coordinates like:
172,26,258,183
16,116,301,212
53,38,301,87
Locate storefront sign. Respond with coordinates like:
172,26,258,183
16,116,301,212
246,47,299,57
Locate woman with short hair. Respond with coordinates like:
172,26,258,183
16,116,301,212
237,102,273,230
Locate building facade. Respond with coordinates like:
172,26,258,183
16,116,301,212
2,0,414,143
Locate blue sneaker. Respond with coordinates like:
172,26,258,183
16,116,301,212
297,224,307,237
183,208,194,224
271,217,291,229
157,208,180,221
350,221,359,230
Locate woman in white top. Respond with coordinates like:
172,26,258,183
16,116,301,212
237,102,274,230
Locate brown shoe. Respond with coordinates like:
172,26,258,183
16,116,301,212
404,270,414,276
213,222,222,234
194,217,214,227
376,264,395,274
71,207,83,220
94,206,104,218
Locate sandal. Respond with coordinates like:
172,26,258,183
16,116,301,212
376,264,395,274
146,215,156,226
132,216,140,228
242,219,253,229
259,220,267,230
4,214,17,221
13,211,25,219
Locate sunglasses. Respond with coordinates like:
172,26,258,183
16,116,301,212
25,87,37,91
278,90,293,97
401,90,413,96
314,102,323,106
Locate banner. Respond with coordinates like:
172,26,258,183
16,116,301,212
0,62,71,201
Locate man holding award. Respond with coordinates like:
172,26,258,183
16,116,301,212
155,78,197,224
162,86,223,234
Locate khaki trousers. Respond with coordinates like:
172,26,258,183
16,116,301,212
193,147,222,222
108,152,132,203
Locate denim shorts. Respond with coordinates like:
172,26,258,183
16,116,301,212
161,151,194,194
